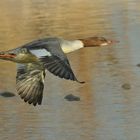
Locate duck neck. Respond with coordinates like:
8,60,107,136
61,39,84,53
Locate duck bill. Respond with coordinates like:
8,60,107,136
107,40,120,45
0,52,16,60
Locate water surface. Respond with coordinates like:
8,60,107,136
0,0,140,140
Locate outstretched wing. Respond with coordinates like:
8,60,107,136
24,38,85,83
41,55,84,83
16,63,45,106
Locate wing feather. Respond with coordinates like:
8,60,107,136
42,56,84,83
16,63,45,106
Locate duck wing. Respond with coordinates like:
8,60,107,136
24,38,85,83
41,55,84,83
16,63,45,106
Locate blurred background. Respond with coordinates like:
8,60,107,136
0,0,140,140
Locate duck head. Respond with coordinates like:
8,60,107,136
0,48,38,63
79,36,119,47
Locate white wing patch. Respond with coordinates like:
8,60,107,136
30,49,52,58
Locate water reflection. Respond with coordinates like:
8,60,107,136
0,0,140,140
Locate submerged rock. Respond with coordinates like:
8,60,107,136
64,94,80,101
121,83,131,90
137,64,140,67
0,91,15,97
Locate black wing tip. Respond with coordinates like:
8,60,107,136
26,95,43,106
25,100,42,106
60,74,86,84
77,80,86,84
18,92,43,106
75,79,86,84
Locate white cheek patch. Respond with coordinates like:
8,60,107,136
30,49,52,57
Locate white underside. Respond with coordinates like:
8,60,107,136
60,39,84,53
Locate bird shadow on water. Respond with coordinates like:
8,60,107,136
64,94,80,101
0,91,16,97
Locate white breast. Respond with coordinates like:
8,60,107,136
61,39,84,53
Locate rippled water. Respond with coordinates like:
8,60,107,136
0,0,140,140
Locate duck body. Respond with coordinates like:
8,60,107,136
0,37,85,106
0,36,117,106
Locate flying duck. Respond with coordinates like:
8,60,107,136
0,36,117,106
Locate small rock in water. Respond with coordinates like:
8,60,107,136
136,64,140,67
0,92,15,97
121,83,131,90
64,94,80,101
